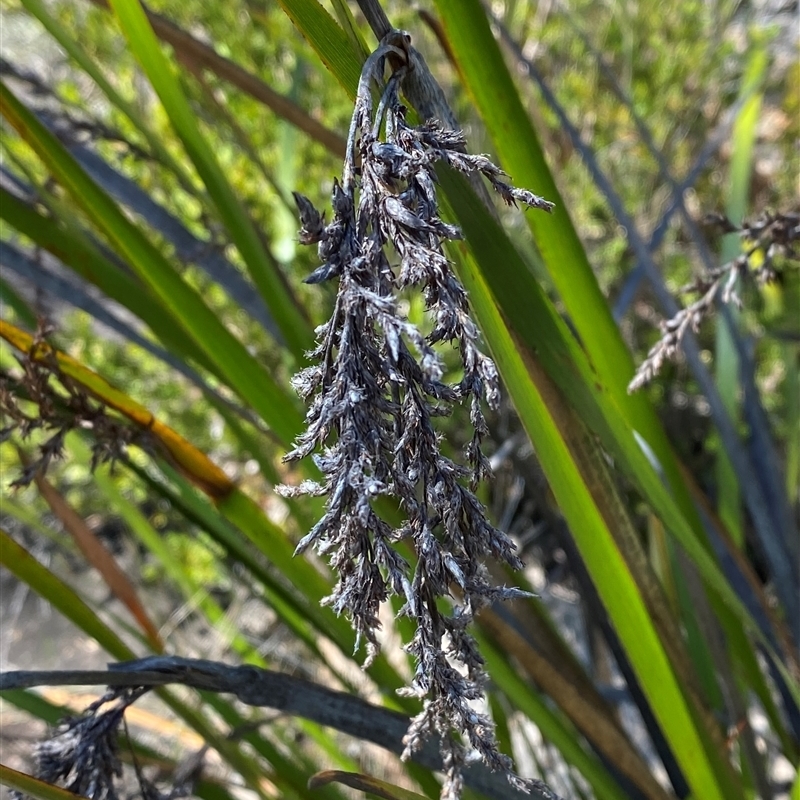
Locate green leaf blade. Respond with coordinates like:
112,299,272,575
0,81,302,445
107,0,313,361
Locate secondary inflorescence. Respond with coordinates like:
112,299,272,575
629,210,799,392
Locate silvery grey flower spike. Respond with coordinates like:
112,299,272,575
280,30,555,800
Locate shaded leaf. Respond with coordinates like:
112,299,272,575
309,770,431,800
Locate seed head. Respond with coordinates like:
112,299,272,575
280,31,554,799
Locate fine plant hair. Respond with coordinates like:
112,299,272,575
629,210,799,391
278,32,554,799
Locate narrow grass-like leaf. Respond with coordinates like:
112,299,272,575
0,527,136,659
275,0,362,96
0,188,215,375
431,1,630,386
106,0,312,361
0,765,85,800
786,343,800,502
31,467,164,652
0,83,302,444
2,688,66,725
329,0,371,61
0,497,69,547
446,239,740,800
0,273,37,329
67,146,280,340
715,43,768,544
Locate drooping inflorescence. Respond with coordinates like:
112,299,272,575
279,31,555,800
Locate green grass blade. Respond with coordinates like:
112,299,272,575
786,342,800,502
0,273,37,329
0,497,70,548
715,43,768,544
329,0,372,60
19,0,200,197
275,0,363,97
0,765,85,800
106,0,312,361
0,187,215,374
451,243,739,800
2,688,67,725
0,81,302,444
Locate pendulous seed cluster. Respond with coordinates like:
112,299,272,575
279,32,555,799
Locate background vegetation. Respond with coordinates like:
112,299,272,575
0,0,798,799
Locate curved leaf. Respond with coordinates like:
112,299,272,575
309,771,431,800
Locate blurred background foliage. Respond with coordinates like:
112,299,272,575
0,0,798,799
